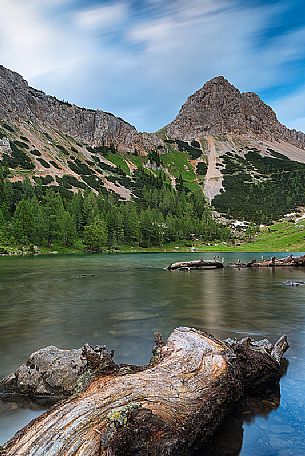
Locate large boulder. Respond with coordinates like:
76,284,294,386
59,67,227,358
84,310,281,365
0,343,116,400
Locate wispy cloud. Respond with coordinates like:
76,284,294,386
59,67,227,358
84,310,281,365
273,85,305,132
0,0,87,79
74,3,128,31
0,0,305,132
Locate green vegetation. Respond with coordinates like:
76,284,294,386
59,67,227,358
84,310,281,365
0,141,34,170
213,150,305,223
196,162,208,175
68,159,92,175
2,123,14,133
14,140,30,150
160,151,196,183
105,152,130,175
240,221,305,252
37,157,51,169
127,154,144,168
148,150,161,167
33,175,54,185
56,175,87,190
0,164,229,253
165,139,202,160
189,221,305,252
83,218,108,252
55,144,69,155
50,160,61,170
31,149,42,157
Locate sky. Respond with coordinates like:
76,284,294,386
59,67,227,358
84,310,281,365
0,0,305,133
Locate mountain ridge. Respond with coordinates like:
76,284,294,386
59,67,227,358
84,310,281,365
0,65,162,154
1,64,305,224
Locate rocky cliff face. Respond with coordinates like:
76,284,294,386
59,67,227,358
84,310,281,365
0,65,161,153
166,76,305,148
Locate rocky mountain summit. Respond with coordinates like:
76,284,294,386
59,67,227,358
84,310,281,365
0,65,161,154
166,76,305,147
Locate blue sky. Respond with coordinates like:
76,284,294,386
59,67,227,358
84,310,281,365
0,0,305,132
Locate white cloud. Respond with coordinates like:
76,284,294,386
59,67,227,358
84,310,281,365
273,86,305,132
74,3,128,31
0,0,305,132
0,0,89,80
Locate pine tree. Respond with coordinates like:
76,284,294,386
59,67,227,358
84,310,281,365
83,217,108,252
43,191,66,247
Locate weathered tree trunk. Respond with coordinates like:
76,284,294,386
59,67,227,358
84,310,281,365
167,259,224,270
1,328,288,456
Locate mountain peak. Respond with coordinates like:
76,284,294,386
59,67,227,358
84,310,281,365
205,75,232,85
201,75,239,92
165,76,305,147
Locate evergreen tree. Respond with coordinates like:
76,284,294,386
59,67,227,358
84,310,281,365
83,217,108,252
61,211,77,246
175,174,184,192
43,191,65,246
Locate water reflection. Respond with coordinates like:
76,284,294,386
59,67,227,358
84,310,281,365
0,252,305,453
202,361,288,456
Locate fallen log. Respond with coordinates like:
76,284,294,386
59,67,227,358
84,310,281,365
0,328,288,456
248,254,305,268
167,259,224,270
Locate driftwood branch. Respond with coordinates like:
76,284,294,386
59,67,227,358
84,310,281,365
1,327,288,456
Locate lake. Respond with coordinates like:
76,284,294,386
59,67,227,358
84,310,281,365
0,252,305,454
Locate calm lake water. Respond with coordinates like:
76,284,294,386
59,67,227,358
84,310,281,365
0,252,305,454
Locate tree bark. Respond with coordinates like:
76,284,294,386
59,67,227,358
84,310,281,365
1,327,288,456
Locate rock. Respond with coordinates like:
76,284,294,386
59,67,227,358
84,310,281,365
0,343,116,400
0,346,85,399
283,280,305,287
166,76,305,148
0,137,11,152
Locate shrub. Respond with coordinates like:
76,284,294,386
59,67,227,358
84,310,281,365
31,149,42,157
55,144,69,155
33,175,54,185
1,142,34,170
50,160,61,170
2,123,14,132
37,157,51,168
82,174,102,191
14,140,30,150
68,159,92,175
196,162,208,175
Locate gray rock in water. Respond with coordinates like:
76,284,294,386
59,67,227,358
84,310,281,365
283,280,305,287
0,346,85,399
0,343,116,401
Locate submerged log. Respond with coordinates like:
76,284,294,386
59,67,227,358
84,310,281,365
167,259,224,270
1,328,288,456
